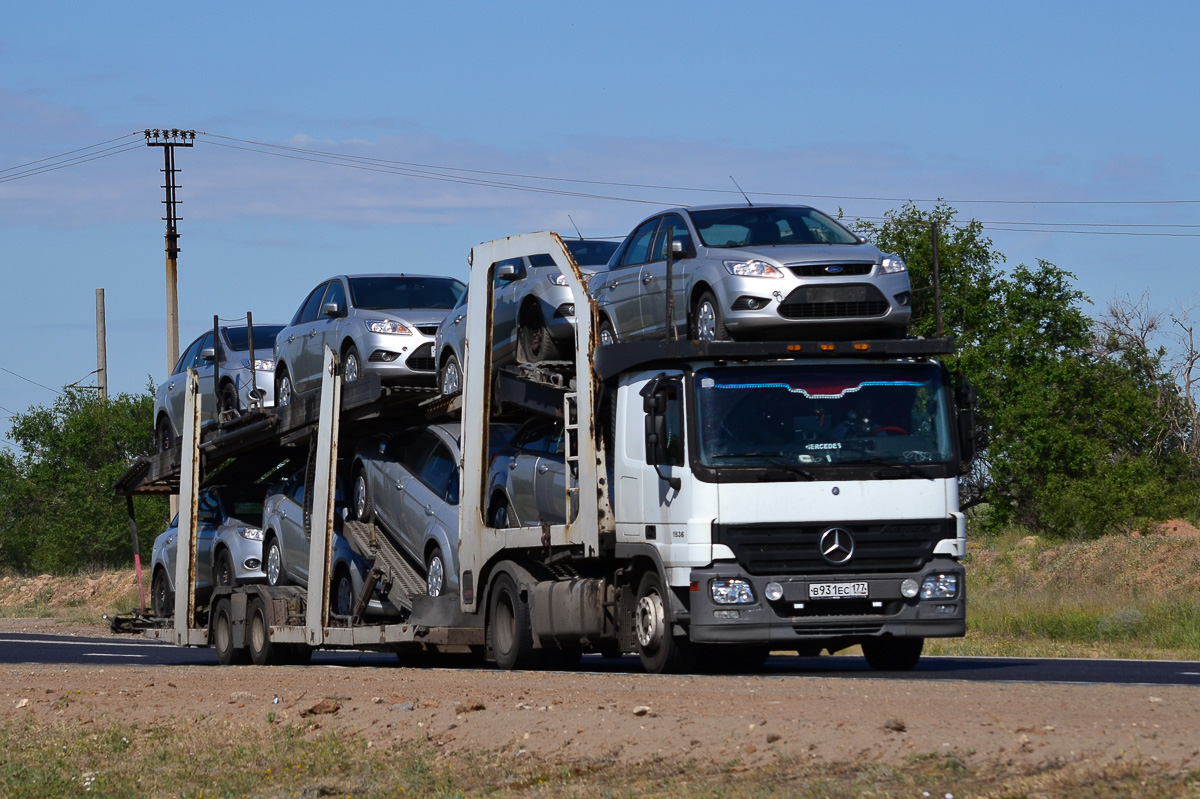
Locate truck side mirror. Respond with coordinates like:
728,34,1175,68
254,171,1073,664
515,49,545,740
640,376,682,490
955,381,978,473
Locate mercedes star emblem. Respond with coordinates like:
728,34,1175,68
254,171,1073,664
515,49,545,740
819,527,855,565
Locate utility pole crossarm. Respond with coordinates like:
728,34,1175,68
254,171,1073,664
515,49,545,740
145,129,195,375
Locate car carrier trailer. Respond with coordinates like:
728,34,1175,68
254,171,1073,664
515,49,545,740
115,231,975,673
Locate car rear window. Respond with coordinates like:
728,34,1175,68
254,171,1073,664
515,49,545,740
224,326,285,352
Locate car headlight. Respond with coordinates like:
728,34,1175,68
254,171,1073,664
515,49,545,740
880,255,907,274
920,572,958,599
547,273,569,286
723,259,784,278
241,358,274,372
365,319,411,335
711,578,756,604
237,526,264,541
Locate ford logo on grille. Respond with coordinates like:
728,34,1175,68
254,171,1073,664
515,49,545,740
818,527,855,565
825,265,844,274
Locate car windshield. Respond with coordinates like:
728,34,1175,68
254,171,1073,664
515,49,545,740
222,484,270,525
563,239,620,266
693,363,954,470
223,325,284,352
348,277,465,310
689,207,859,248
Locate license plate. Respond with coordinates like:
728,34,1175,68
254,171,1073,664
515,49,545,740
809,582,868,599
804,286,867,303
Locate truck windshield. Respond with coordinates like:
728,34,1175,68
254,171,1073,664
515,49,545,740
693,363,954,469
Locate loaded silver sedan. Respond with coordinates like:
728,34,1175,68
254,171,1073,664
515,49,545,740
153,323,284,451
485,416,577,528
434,239,617,395
274,274,465,404
349,422,518,597
589,205,911,343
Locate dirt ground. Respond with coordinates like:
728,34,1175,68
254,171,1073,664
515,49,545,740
2,621,1198,779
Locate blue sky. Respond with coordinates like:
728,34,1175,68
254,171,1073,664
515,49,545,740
2,1,1198,441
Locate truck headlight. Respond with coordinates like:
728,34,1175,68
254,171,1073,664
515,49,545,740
711,578,755,604
764,582,783,601
920,573,958,599
880,255,907,274
723,259,784,278
365,319,411,335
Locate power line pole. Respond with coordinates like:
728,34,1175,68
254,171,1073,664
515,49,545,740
96,288,108,400
145,129,195,374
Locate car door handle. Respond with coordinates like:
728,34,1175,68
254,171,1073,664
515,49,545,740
642,274,653,284
537,463,550,474
286,334,295,343
424,504,435,516
168,382,175,390
308,329,317,338
607,281,618,289
395,480,404,490
508,459,517,470
280,509,288,518
452,315,463,324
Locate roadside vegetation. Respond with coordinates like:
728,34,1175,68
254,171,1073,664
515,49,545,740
1,715,1196,799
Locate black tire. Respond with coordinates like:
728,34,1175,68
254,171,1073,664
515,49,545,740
155,416,175,453
352,468,373,522
331,566,355,618
634,569,693,674
439,353,462,396
248,596,283,666
264,537,288,587
343,344,361,383
214,549,237,589
691,290,729,342
488,572,535,670
426,546,446,598
151,568,174,619
861,637,924,671
275,369,292,408
219,381,240,416
213,597,248,666
518,305,562,363
489,498,512,529
598,319,617,347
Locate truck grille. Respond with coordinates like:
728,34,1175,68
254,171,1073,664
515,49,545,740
405,343,436,372
713,519,952,576
777,283,888,319
787,262,874,278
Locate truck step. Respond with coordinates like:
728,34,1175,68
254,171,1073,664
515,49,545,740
341,519,427,611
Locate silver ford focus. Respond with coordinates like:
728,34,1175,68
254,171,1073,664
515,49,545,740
589,205,911,343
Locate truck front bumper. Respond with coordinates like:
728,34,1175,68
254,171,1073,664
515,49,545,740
686,558,965,645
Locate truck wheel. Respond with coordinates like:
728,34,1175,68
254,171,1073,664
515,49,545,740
426,546,445,598
691,291,729,342
488,573,535,670
248,596,283,666
352,469,373,522
214,549,237,588
861,637,924,671
634,570,693,674
213,597,248,666
151,569,174,618
265,537,288,587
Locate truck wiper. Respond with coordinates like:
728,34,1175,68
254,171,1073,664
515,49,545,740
858,457,934,479
759,456,817,481
706,453,817,481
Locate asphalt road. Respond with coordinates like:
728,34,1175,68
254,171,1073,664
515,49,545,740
4,632,1200,685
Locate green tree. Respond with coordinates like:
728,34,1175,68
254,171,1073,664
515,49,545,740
0,386,169,573
851,204,1198,536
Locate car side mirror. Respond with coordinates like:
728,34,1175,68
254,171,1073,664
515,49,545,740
200,347,215,361
321,302,343,317
496,264,518,282
671,239,695,259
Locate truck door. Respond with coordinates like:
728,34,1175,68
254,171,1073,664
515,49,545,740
639,376,691,547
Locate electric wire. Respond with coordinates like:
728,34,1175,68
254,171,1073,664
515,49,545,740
0,132,143,175
0,140,144,184
0,367,62,395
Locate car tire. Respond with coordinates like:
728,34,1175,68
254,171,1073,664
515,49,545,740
151,568,174,618
214,549,237,589
219,381,240,415
155,416,174,453
426,546,446,598
439,354,462,396
248,596,284,666
489,498,512,529
691,290,730,342
861,637,924,671
634,569,693,674
331,566,354,618
518,306,561,363
264,537,288,587
598,319,617,347
352,469,374,523
343,344,361,383
213,597,248,666
488,572,535,670
275,369,292,408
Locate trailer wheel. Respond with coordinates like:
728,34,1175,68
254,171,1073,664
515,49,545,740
213,597,248,666
248,596,283,666
151,569,174,619
634,570,693,674
488,573,535,670
861,637,924,671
